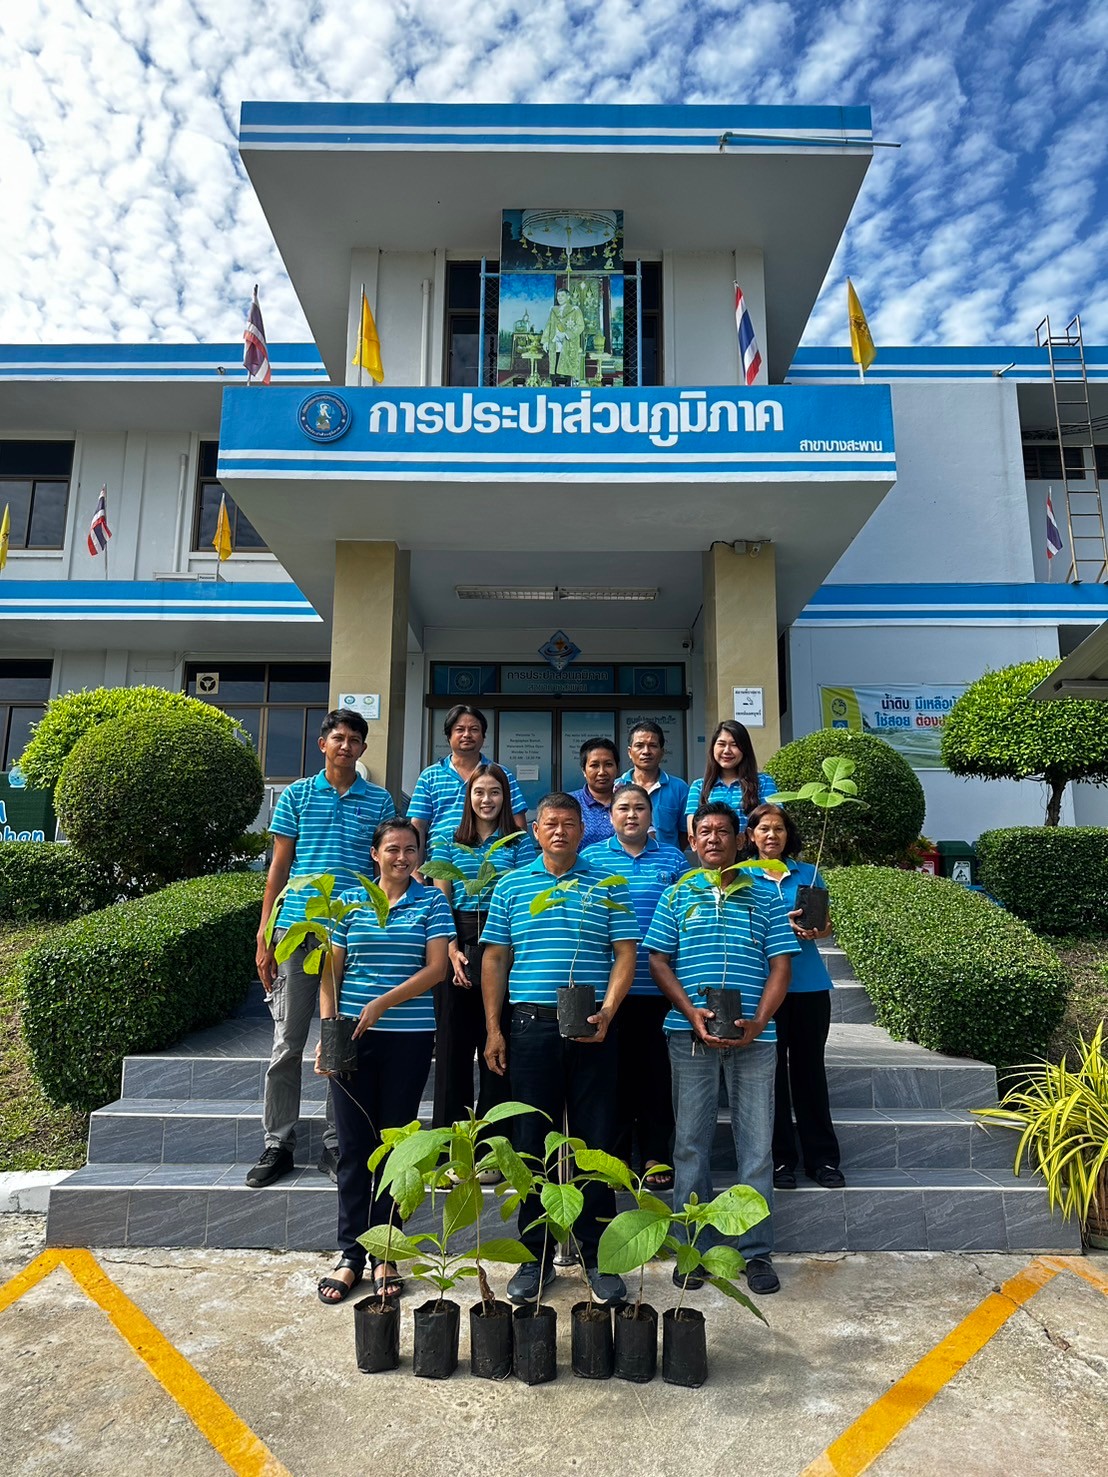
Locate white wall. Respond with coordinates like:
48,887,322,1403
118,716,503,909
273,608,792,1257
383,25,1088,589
664,250,765,387
348,249,438,389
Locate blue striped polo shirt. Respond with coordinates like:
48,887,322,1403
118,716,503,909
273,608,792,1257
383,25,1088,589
332,880,455,1031
750,858,834,994
270,771,396,927
644,878,799,1039
617,769,691,851
480,855,641,1006
408,754,528,847
427,830,538,913
582,836,689,996
683,771,778,832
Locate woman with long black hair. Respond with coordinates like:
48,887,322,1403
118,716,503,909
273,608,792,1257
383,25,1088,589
684,719,776,844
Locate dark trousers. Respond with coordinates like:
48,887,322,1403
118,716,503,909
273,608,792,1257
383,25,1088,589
772,990,840,1173
432,912,510,1128
613,995,674,1171
510,1009,619,1267
332,1028,435,1269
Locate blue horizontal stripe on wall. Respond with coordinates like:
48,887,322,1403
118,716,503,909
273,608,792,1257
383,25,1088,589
0,581,321,621
787,346,1108,383
0,343,327,382
797,584,1108,625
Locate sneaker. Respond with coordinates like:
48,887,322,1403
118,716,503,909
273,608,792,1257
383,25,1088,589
586,1268,626,1306
809,1164,845,1189
245,1145,294,1189
317,1146,339,1184
744,1256,780,1295
672,1266,706,1291
773,1164,797,1190
507,1262,556,1305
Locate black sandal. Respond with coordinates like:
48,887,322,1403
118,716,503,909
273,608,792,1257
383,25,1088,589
317,1256,363,1305
371,1258,405,1299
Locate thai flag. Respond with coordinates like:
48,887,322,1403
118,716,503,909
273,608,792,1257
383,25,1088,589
243,284,271,385
87,485,112,556
735,284,762,386
1046,492,1063,561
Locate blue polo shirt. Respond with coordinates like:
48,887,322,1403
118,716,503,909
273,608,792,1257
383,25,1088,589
480,855,640,1007
570,786,616,848
750,858,833,993
684,771,778,832
408,753,527,848
270,771,395,927
582,836,689,995
617,769,690,851
644,877,798,1039
428,829,538,913
332,880,454,1031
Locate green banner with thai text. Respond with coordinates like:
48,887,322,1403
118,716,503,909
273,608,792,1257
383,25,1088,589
819,684,966,770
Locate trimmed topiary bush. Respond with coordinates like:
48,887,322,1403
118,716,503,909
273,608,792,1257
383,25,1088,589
765,729,925,865
941,659,1108,826
54,709,264,891
827,867,1070,1067
20,870,265,1110
975,827,1108,936
0,842,116,923
17,684,242,792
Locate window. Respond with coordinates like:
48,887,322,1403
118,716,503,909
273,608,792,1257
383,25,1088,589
0,660,52,769
444,261,498,388
623,261,663,387
185,661,330,781
0,442,73,550
191,442,267,553
1022,442,1086,481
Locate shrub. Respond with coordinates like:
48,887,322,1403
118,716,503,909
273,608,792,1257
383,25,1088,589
0,842,116,923
20,871,265,1110
55,710,264,891
975,827,1108,936
764,729,925,865
827,866,1070,1067
18,685,242,792
941,660,1108,826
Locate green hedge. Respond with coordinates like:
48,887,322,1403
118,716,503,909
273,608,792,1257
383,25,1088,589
20,871,264,1110
827,866,1069,1067
0,843,116,923
975,827,1108,936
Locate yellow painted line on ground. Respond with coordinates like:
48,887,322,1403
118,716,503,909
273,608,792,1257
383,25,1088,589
0,1247,290,1477
800,1257,1061,1477
1040,1253,1108,1296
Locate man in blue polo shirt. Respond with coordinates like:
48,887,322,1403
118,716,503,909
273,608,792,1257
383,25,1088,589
619,719,690,851
481,791,639,1305
646,801,798,1295
408,703,527,859
247,709,395,1190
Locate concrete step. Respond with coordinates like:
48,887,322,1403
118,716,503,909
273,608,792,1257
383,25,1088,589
45,1161,1081,1255
829,981,876,1025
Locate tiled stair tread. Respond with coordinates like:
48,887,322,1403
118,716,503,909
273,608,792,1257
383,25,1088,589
822,1025,992,1069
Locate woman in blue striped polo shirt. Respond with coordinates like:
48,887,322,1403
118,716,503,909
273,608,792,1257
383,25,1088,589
314,818,454,1305
684,719,777,844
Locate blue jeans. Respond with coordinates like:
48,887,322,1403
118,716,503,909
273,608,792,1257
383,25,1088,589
667,1031,775,1261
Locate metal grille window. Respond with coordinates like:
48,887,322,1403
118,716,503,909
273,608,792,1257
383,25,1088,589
0,442,74,550
192,442,268,552
185,662,330,780
1022,442,1086,481
0,660,52,769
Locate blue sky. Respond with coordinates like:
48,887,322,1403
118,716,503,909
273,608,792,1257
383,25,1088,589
2,0,1106,349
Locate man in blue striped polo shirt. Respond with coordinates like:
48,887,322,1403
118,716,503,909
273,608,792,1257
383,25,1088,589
618,719,690,851
646,801,799,1296
481,791,639,1306
408,704,527,858
247,709,395,1190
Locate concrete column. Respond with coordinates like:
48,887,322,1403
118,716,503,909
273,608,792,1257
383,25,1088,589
701,541,780,759
330,541,410,801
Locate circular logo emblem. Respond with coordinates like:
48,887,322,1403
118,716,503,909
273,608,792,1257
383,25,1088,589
298,394,352,443
831,697,848,717
640,672,660,693
455,671,475,693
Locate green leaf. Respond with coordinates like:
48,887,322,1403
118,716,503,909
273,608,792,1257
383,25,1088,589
596,1209,670,1275
482,1100,546,1126
696,1184,771,1237
700,1244,744,1280
539,1182,585,1235
420,860,466,883
378,1128,452,1191
301,944,325,976
573,1148,633,1190
529,886,565,917
710,1276,768,1323
356,1226,425,1262
487,830,525,856
443,1180,482,1239
487,1138,533,1197
392,1164,429,1220
674,1243,703,1276
475,1238,535,1265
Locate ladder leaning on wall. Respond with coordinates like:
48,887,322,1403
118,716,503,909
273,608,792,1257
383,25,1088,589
1036,313,1108,584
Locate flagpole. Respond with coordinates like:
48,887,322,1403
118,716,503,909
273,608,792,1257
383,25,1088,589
358,282,366,389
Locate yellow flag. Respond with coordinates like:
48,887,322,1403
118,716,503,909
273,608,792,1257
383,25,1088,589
0,503,9,574
353,291,384,383
847,278,876,374
212,493,233,562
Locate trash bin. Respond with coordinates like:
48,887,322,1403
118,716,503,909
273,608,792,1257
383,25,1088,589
936,840,976,887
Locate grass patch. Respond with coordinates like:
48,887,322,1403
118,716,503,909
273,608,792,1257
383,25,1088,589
0,924,88,1172
1047,934,1108,1061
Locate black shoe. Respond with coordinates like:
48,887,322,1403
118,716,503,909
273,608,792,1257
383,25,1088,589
586,1268,626,1305
809,1164,845,1189
773,1164,797,1190
744,1256,780,1295
317,1146,339,1184
507,1263,556,1305
245,1145,294,1188
672,1266,706,1291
